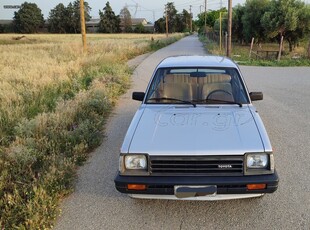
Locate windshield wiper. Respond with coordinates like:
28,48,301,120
205,99,243,107
147,97,196,107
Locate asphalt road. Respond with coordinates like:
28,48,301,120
55,35,310,230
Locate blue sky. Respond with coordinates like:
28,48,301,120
1,0,309,23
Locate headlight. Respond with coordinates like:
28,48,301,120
247,153,268,168
245,153,274,175
124,155,147,170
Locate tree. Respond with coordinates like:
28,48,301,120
48,3,67,33
154,18,166,33
134,23,145,33
98,2,121,33
0,23,14,33
47,1,91,34
120,7,132,33
177,9,191,32
65,3,76,33
154,3,191,33
241,0,269,43
70,0,91,33
261,0,310,51
232,4,245,43
214,12,228,33
13,2,44,33
166,2,178,33
196,8,226,34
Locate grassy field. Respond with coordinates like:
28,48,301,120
201,36,310,66
0,33,184,229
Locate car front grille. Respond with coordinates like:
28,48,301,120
150,156,244,176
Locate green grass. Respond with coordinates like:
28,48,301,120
149,34,189,51
0,62,130,229
0,33,184,229
200,35,310,66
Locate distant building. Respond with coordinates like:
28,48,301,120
131,18,148,26
0,19,13,32
86,18,154,33
0,19,48,33
0,18,154,33
86,19,100,33
0,19,12,25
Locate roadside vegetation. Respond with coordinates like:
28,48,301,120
201,36,310,66
0,33,184,229
196,0,310,66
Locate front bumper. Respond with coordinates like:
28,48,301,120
114,171,279,198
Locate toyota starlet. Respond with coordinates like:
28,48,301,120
114,55,279,200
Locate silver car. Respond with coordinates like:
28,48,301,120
115,55,279,200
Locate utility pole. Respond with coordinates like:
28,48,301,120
189,5,192,33
204,0,207,35
165,4,169,37
80,0,87,53
227,0,232,57
220,12,222,52
153,10,156,33
277,36,284,61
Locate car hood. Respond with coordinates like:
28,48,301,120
128,105,264,155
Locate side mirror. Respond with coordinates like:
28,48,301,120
250,92,263,101
132,92,145,101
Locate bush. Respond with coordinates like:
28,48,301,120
0,75,129,228
0,33,184,229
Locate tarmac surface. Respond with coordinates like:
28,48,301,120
55,35,310,230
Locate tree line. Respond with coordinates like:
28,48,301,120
195,0,310,51
7,1,91,33
4,1,152,34
1,1,193,34
154,2,193,33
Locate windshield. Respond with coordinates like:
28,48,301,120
145,67,249,105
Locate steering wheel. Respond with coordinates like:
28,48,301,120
207,89,232,100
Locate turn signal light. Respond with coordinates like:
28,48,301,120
127,184,147,191
247,184,266,190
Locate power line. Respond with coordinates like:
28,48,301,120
165,3,168,37
173,0,204,7
131,0,151,11
121,0,157,23
125,3,139,17
125,0,228,23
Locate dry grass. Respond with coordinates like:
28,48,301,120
0,33,184,229
0,33,175,145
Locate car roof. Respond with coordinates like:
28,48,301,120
157,55,238,69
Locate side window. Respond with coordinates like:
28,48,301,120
147,69,165,99
229,69,249,103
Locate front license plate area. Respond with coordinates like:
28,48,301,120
174,185,217,198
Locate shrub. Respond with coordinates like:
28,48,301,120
0,33,183,228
